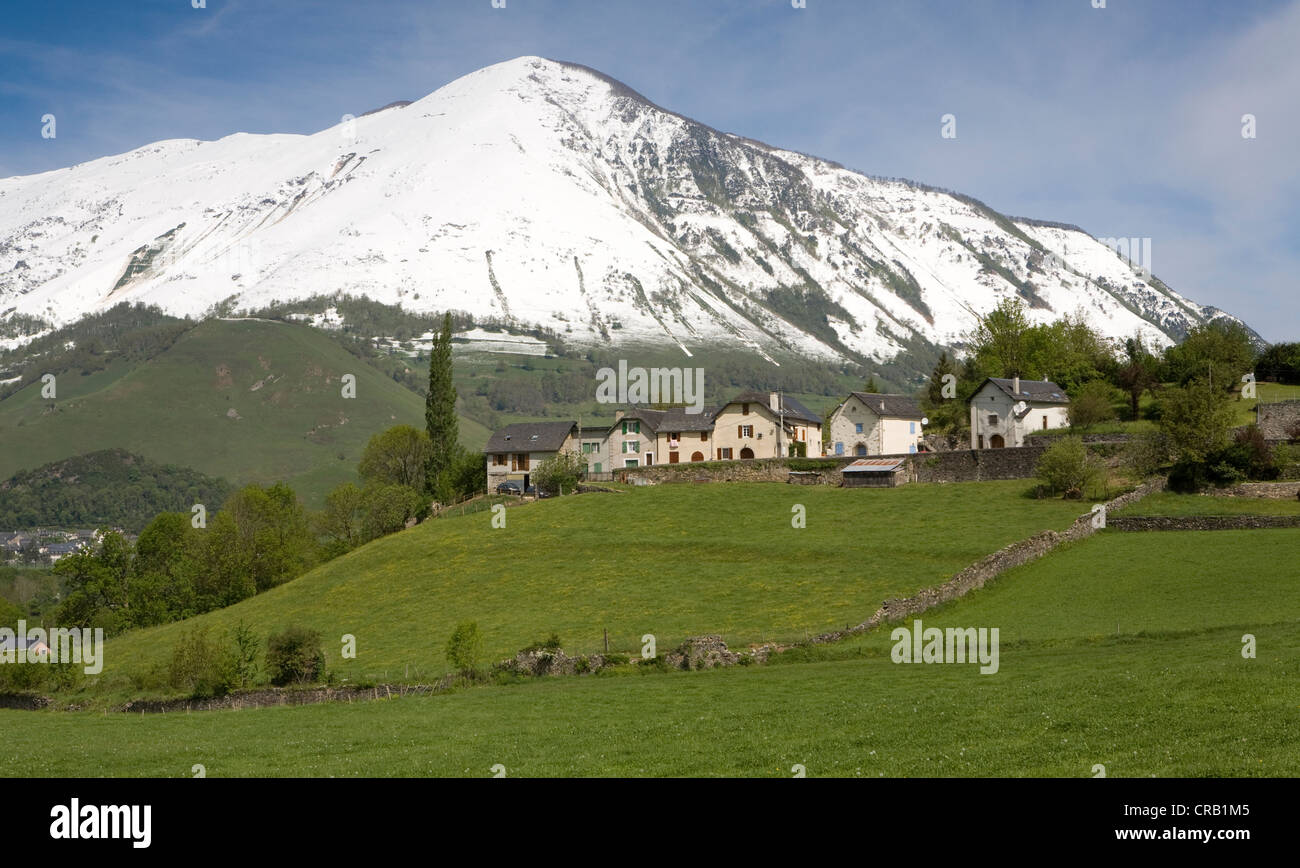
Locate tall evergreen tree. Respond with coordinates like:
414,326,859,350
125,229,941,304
425,313,460,498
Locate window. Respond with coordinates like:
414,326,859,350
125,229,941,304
621,441,640,453
855,422,864,434
701,431,709,442
718,447,733,460
835,442,844,456
594,462,602,473
493,453,507,466
621,420,640,435
909,422,916,434
988,414,998,426
738,425,754,438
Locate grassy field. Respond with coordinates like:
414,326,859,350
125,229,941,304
1115,491,1300,517
0,319,490,506
4,528,1295,777
62,480,1090,703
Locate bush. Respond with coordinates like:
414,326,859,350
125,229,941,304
168,627,238,698
1035,437,1107,499
445,621,483,672
533,450,584,496
265,625,326,686
1067,380,1117,430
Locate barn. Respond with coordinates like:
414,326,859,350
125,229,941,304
841,458,908,488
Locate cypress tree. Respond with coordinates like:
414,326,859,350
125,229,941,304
425,312,460,498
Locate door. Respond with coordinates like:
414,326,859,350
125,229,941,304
990,434,1005,449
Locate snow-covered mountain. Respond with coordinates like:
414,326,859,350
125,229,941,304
0,56,1249,364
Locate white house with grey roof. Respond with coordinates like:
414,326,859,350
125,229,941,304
827,392,926,457
968,377,1070,449
483,420,578,492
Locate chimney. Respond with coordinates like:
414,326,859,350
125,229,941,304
1013,375,1020,395
879,400,886,413
769,391,780,412
613,409,625,422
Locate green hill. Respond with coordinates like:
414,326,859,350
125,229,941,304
6,514,1296,777
0,318,490,506
0,448,233,532
80,480,1089,698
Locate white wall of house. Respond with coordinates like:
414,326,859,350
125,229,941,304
485,434,577,488
968,384,1069,448
712,400,781,460
828,395,923,456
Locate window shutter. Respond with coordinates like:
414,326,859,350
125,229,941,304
737,425,743,438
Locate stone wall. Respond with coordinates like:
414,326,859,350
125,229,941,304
1256,400,1300,440
1108,515,1300,532
1207,481,1300,499
622,446,1052,487
1024,432,1137,447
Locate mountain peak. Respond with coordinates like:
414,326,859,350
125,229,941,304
0,58,1248,371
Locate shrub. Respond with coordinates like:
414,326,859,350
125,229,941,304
533,450,584,496
1035,436,1107,499
445,621,483,672
168,626,238,698
265,625,326,686
603,652,631,666
1067,380,1117,430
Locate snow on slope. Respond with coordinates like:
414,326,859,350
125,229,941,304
0,56,1245,363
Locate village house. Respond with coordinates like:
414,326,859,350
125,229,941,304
968,376,1070,449
710,391,824,460
483,420,579,492
577,425,610,475
827,392,926,456
650,406,716,464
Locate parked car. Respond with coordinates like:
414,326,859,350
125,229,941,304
496,481,522,495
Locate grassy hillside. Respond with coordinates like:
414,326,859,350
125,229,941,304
78,480,1089,699
0,448,233,532
5,527,1295,777
0,319,490,506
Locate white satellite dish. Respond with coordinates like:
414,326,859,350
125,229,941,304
1014,401,1027,414
921,417,930,426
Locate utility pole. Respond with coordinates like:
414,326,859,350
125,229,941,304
778,389,785,459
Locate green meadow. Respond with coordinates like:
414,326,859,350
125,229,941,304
58,480,1089,703
3,528,1295,777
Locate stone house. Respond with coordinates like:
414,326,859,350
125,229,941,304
710,391,824,460
483,420,578,491
968,377,1070,449
827,392,925,457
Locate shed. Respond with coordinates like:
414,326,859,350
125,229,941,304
841,457,908,488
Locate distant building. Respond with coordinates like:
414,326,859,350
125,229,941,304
968,377,1070,449
483,421,579,492
827,392,926,457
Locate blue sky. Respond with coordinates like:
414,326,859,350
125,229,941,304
3,0,1297,341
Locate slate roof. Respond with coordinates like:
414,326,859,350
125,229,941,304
847,392,925,420
615,406,718,433
980,378,1070,404
720,391,822,424
483,421,577,453
654,407,717,432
